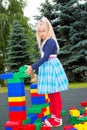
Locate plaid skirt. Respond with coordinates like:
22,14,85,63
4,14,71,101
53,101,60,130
37,58,68,94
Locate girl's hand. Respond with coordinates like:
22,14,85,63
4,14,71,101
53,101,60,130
25,65,32,75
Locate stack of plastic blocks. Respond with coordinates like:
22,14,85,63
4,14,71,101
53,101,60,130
0,66,51,130
63,105,87,130
26,83,51,124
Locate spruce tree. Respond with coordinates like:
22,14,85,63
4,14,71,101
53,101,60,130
53,0,87,81
68,2,87,81
6,20,30,72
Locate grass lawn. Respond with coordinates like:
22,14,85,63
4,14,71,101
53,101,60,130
0,82,87,93
69,82,87,88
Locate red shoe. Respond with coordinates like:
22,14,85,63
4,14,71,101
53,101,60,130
52,118,63,127
42,118,62,127
51,115,63,126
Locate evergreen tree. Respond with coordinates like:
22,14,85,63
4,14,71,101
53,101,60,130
55,0,87,81
6,20,30,72
0,0,31,73
68,2,87,81
53,0,87,81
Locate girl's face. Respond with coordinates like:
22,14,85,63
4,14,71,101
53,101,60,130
37,23,49,41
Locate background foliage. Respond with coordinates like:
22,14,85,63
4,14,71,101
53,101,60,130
0,0,87,87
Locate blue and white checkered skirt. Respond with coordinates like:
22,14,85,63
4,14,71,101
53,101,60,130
37,58,68,94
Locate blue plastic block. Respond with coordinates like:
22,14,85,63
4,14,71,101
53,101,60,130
7,82,25,97
30,84,37,89
0,72,13,79
27,114,38,124
41,115,48,122
5,127,12,130
31,96,46,104
9,106,26,112
69,128,77,130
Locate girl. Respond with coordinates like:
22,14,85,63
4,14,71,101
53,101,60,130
26,17,68,127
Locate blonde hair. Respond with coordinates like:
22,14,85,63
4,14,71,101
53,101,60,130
36,17,59,52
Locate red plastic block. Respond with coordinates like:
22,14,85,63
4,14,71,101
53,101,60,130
69,107,77,110
9,111,26,121
37,112,44,118
42,108,46,112
64,125,74,130
18,124,36,130
18,126,27,130
26,124,36,130
31,93,45,97
13,127,19,130
5,120,21,127
8,101,26,107
81,101,87,107
41,126,51,130
46,99,49,102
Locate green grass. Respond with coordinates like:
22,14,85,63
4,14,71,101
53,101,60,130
0,82,87,93
0,87,7,93
69,82,87,88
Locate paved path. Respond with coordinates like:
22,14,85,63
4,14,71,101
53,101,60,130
0,88,87,130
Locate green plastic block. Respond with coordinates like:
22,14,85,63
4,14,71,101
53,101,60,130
27,107,42,114
19,66,27,73
80,108,85,115
35,118,42,123
61,110,66,116
27,103,50,114
79,116,87,122
22,118,30,125
77,118,82,124
70,116,78,125
34,122,42,130
7,78,24,83
32,103,49,109
14,72,29,78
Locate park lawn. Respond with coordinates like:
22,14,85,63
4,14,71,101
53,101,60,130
0,82,87,93
69,82,87,88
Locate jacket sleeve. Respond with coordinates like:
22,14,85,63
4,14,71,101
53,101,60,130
32,39,56,70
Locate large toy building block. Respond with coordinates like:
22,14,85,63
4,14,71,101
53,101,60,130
41,126,51,130
81,101,87,107
69,109,80,117
64,125,75,130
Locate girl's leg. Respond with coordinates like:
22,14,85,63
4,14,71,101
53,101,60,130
53,92,62,118
48,92,62,118
44,92,62,127
48,93,56,116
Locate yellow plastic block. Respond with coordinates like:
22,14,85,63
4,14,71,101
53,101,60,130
84,126,87,130
70,109,80,117
74,124,84,130
45,94,50,102
30,89,37,93
45,94,48,99
44,106,50,116
8,96,26,102
84,122,87,130
85,107,87,110
84,122,87,125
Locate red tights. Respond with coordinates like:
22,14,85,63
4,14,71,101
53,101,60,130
48,92,62,118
